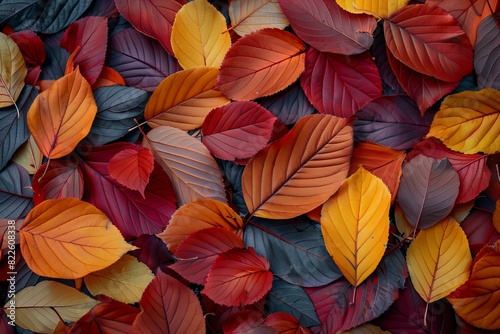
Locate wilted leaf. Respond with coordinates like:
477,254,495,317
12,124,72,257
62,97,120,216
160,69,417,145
243,114,353,219
474,13,500,90
321,167,390,286
20,198,136,279
84,254,154,304
216,28,306,100
145,67,229,130
229,0,288,36
0,162,33,219
172,0,231,69
335,0,408,18
426,88,500,154
203,247,273,306
279,0,376,55
0,32,26,108
3,281,98,334
144,126,227,206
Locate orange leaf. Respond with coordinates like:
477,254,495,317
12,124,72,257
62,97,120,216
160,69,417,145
92,66,126,89
0,32,26,109
217,28,306,100
321,166,391,286
447,240,500,330
228,0,289,36
158,198,243,253
20,198,136,279
144,67,230,130
242,114,353,219
494,198,500,232
27,68,97,159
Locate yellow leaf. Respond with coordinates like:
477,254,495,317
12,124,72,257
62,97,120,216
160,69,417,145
321,166,391,286
3,281,98,333
426,88,500,154
20,198,137,279
84,254,154,304
229,0,289,36
406,216,472,304
494,198,500,232
394,202,414,239
0,32,26,108
145,67,230,130
12,135,43,174
335,0,409,18
171,0,231,69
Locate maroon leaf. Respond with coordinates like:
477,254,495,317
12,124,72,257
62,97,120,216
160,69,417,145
461,208,500,256
223,310,275,334
263,312,311,334
300,48,382,117
60,16,108,85
9,30,45,85
474,13,500,90
130,235,176,274
279,0,377,55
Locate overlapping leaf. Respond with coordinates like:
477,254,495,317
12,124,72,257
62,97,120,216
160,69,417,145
279,0,376,55
11,135,43,175
8,30,45,85
427,88,500,154
263,312,311,334
216,28,306,100
171,0,231,69
0,162,33,219
243,114,353,218
461,208,500,252
494,199,500,232
474,13,500,89
0,32,26,108
144,67,229,130
229,0,288,36
108,147,154,197
131,234,175,273
335,0,408,18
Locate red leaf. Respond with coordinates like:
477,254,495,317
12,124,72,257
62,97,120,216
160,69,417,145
132,271,205,334
9,30,45,67
222,310,275,334
461,208,500,255
201,101,277,161
108,147,154,198
384,4,473,82
114,0,184,55
171,227,245,285
279,0,376,55
203,247,273,307
407,138,491,204
130,235,175,274
60,16,108,85
263,312,312,334
301,48,382,117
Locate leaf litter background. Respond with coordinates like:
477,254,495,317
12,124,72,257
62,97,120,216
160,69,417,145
0,0,499,333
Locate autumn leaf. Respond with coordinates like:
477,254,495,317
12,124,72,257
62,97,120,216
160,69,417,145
229,0,289,36
0,32,27,109
11,135,43,175
335,0,409,18
494,199,500,232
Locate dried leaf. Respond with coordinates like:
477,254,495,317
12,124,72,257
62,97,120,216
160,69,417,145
229,0,288,36
0,32,26,108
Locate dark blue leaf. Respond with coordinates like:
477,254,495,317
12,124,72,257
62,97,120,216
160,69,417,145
39,44,69,81
217,159,247,215
0,163,33,219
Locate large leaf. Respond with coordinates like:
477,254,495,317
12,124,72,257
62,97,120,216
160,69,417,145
0,85,37,170
306,249,408,333
60,16,108,85
80,143,177,239
107,28,181,92
114,0,183,55
354,95,434,150
0,162,33,219
131,271,205,334
426,88,500,154
203,247,273,306
27,68,97,159
144,67,229,130
321,167,391,286
143,126,227,206
20,198,136,279
229,0,288,36
474,13,500,89
335,0,408,18
407,216,472,309
397,155,459,230
158,198,243,253
216,28,306,101
279,0,376,55
3,281,98,334
171,0,231,69
300,48,382,118
201,101,277,160
244,216,342,287
384,4,473,82
0,32,26,108
242,114,353,219
447,240,500,330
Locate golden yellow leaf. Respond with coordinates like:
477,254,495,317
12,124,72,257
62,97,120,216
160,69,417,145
0,32,26,109
84,254,154,304
406,216,472,305
321,166,391,286
144,67,229,130
494,198,500,232
20,198,137,279
12,135,43,174
426,88,500,154
394,202,414,239
171,0,231,69
335,0,409,18
229,0,289,36
3,281,98,333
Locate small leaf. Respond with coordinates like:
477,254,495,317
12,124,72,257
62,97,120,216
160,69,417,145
474,13,500,90
342,323,391,334
263,312,311,334
3,281,98,334
0,32,26,108
229,0,289,36
11,135,43,175
20,198,136,279
172,0,231,69
494,199,500,233
426,88,500,154
216,28,306,100
203,247,273,307
335,0,409,18
84,254,154,304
